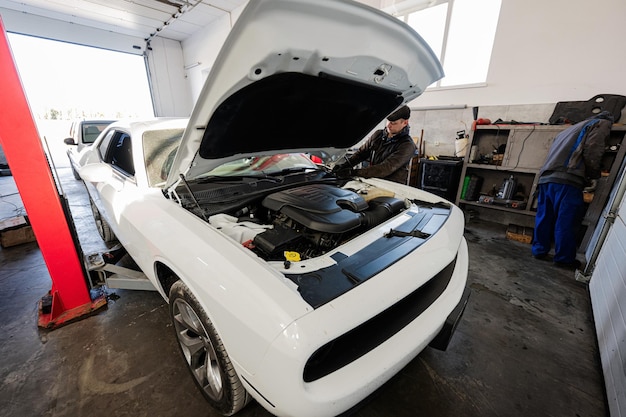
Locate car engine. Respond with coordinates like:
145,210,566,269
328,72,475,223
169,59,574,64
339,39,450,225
250,184,406,260
180,182,408,261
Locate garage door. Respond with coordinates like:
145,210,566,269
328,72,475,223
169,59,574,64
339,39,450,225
589,185,626,417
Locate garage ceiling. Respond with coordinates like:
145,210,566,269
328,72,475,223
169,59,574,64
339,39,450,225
0,0,249,42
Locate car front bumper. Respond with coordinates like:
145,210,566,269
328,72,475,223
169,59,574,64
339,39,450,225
237,236,469,417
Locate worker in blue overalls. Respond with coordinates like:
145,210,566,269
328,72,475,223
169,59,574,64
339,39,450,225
532,111,614,269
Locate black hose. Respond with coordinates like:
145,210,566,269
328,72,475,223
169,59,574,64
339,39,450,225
360,197,405,228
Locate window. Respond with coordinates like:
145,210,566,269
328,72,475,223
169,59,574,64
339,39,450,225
98,130,116,161
142,128,185,187
103,131,135,176
396,0,502,88
82,122,113,144
407,3,448,62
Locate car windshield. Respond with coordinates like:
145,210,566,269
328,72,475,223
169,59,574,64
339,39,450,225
82,121,114,144
198,153,320,179
143,128,185,187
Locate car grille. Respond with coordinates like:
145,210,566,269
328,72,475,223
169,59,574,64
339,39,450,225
303,257,457,382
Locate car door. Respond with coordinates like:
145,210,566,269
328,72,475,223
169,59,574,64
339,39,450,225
93,129,138,248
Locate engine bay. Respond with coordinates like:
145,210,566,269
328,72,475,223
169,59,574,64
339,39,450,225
176,179,408,261
251,184,406,260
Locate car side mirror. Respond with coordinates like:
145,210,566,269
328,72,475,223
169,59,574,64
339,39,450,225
80,163,113,183
64,138,77,145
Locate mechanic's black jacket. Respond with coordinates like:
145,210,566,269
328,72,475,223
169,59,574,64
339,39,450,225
539,111,614,189
346,127,416,184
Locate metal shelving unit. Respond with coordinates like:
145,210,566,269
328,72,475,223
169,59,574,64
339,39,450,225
455,124,626,254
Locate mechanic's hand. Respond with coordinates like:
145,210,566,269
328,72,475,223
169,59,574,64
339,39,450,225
333,166,353,179
332,162,350,174
584,179,597,193
331,162,346,173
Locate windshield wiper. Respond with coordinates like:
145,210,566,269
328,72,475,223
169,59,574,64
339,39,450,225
197,174,282,184
384,228,431,239
267,167,319,176
409,199,451,209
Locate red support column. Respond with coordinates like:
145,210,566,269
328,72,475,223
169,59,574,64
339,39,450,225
0,19,106,328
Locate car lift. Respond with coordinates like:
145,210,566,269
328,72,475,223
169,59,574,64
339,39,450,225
0,19,106,329
0,19,153,330
85,245,156,292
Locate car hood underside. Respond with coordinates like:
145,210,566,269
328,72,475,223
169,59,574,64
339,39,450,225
165,0,443,190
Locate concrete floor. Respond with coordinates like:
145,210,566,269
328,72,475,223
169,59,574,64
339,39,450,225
0,143,607,416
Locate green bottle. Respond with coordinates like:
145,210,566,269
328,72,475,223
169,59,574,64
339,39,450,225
460,175,471,200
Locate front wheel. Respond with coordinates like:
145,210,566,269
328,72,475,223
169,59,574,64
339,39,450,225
89,197,116,242
169,281,250,416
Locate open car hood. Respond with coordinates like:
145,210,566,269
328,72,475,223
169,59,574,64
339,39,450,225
165,0,443,190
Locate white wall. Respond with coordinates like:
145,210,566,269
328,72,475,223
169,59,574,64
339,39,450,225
176,0,626,156
180,0,626,112
414,0,626,108
181,10,239,103
404,0,626,156
180,5,247,104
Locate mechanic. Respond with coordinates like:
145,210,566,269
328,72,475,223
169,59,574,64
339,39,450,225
532,111,614,269
333,105,416,184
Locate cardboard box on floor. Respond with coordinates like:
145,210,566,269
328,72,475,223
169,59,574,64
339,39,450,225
506,223,533,244
0,216,37,247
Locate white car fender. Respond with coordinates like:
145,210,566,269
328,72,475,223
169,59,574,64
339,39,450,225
116,191,314,375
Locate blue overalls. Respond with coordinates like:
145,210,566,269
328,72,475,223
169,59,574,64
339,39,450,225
531,119,599,264
532,182,585,264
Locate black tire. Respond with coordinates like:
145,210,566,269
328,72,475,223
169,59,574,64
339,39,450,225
169,281,250,416
89,197,116,242
70,163,81,180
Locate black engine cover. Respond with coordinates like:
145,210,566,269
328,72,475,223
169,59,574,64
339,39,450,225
262,184,369,233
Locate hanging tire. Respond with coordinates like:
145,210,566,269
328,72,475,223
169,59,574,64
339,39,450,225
169,281,250,416
89,197,116,242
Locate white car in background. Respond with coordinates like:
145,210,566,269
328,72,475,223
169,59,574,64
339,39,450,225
79,0,470,416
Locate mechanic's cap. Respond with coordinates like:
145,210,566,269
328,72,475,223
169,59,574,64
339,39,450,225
387,105,411,121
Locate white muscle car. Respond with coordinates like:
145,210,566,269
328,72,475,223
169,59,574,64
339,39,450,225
79,0,470,416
